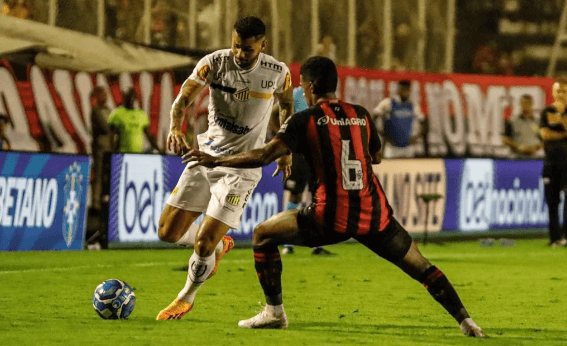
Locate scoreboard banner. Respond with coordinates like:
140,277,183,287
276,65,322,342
0,151,90,251
108,153,283,244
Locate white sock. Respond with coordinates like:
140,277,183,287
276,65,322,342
266,304,285,315
177,252,215,303
174,223,200,247
214,237,224,255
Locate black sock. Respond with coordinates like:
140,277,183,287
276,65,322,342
419,266,469,323
253,245,283,306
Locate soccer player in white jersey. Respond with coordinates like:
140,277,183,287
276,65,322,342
156,16,294,320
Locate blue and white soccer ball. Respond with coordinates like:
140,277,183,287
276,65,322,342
92,279,136,319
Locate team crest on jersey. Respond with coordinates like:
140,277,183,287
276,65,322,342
171,187,179,196
226,194,241,206
284,72,291,91
233,87,250,102
197,65,210,81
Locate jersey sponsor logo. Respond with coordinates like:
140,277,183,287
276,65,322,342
260,60,283,72
197,65,210,81
213,114,251,135
226,194,241,206
316,115,367,126
233,87,250,102
261,80,276,89
212,56,230,64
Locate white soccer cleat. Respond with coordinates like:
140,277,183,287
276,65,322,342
460,318,487,337
238,306,288,329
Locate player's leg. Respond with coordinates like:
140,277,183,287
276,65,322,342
281,190,302,254
543,164,563,245
239,206,348,329
356,218,486,337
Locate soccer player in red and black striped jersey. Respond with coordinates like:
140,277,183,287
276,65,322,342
183,56,486,337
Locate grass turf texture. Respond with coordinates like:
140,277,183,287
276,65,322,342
1,239,566,345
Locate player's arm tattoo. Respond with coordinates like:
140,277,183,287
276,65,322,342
275,87,294,127
170,79,205,130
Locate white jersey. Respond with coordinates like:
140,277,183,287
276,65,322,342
188,49,291,160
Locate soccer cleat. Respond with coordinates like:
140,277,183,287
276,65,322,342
460,318,487,337
238,306,288,329
207,235,235,279
550,238,567,247
156,298,193,320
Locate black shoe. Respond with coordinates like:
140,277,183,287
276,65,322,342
311,247,333,255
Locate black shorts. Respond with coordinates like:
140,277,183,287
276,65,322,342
296,204,412,263
284,154,311,195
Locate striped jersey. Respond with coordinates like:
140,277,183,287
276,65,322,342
276,100,392,234
188,49,291,163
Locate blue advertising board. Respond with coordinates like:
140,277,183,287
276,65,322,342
443,159,549,232
0,152,90,251
108,154,283,244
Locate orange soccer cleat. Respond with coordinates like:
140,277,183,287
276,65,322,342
208,235,235,279
156,298,193,320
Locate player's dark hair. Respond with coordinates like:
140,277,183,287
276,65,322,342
521,94,532,100
398,80,411,88
234,16,266,40
299,56,338,95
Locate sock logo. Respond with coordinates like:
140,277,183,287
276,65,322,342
191,262,208,277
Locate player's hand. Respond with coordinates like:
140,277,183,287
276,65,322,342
167,129,190,155
182,149,218,168
273,154,292,181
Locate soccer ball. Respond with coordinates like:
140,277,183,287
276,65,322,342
92,279,136,319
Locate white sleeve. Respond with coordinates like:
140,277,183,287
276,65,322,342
188,54,215,86
372,98,391,118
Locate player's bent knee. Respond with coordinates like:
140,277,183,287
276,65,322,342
194,233,217,256
251,223,274,247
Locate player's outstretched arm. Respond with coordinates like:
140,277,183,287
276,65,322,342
168,79,205,154
182,139,291,177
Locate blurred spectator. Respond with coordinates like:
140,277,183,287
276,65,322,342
106,0,119,38
315,36,337,61
371,80,424,158
540,78,567,246
108,87,162,154
472,41,499,75
502,95,542,158
0,114,11,151
151,0,167,46
90,87,112,211
2,0,30,19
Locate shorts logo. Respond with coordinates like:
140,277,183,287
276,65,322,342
234,87,250,102
197,65,210,81
226,194,240,206
171,187,179,195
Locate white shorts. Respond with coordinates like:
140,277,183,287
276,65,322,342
383,142,415,159
167,165,259,229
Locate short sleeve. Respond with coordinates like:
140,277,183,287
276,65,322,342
275,111,308,153
275,64,292,94
188,54,215,86
140,110,150,128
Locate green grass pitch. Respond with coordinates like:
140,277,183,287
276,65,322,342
1,239,566,346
